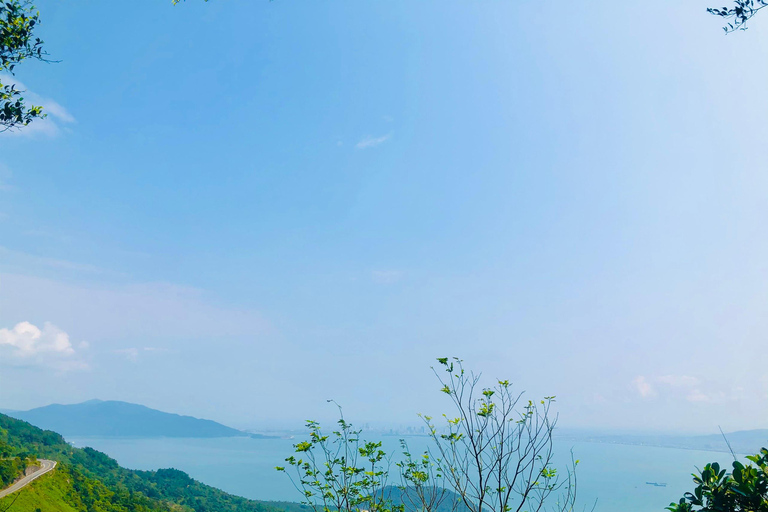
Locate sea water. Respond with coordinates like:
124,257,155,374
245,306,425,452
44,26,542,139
68,435,733,512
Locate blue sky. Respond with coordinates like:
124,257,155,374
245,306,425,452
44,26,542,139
1,0,768,433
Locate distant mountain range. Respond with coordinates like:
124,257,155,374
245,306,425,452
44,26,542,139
6,399,273,439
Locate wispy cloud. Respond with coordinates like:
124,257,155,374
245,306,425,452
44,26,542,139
0,245,106,275
22,229,74,243
114,347,140,361
632,374,739,405
0,74,75,137
0,273,271,344
632,376,655,398
685,390,727,403
657,375,700,388
0,163,14,191
356,133,392,149
371,270,404,284
114,346,170,362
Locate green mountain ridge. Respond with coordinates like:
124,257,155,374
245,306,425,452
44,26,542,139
0,413,468,512
6,400,267,439
0,412,308,512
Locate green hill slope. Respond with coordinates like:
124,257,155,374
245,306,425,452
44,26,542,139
0,413,305,512
2,464,169,512
0,412,465,512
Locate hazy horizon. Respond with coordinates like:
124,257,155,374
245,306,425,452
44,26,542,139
2,0,768,435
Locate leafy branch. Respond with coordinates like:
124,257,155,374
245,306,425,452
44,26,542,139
708,0,768,32
277,402,402,512
0,0,50,131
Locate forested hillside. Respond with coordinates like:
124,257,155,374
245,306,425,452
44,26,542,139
0,413,308,512
0,453,31,489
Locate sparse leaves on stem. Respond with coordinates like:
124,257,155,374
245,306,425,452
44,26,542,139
279,358,581,512
708,0,768,32
426,357,578,512
277,408,402,512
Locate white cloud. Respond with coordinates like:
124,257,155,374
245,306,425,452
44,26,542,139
0,321,86,370
356,133,391,149
632,375,655,398
0,74,75,137
0,321,74,356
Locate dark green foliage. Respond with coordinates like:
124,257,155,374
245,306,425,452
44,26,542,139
0,0,47,131
0,457,26,487
667,448,768,511
708,1,768,32
60,464,169,512
1,462,170,512
0,413,301,512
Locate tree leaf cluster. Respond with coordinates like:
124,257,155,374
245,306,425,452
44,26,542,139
0,0,47,131
667,448,768,511
278,409,403,512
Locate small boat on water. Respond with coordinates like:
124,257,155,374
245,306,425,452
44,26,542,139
646,482,667,487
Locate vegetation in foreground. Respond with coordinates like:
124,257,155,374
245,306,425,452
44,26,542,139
279,358,578,512
3,359,768,512
668,448,768,511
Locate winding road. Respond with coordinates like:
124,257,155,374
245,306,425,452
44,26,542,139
0,460,57,499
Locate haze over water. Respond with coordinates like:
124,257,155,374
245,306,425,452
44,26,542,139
69,436,735,512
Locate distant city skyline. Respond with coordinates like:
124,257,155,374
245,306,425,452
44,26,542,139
2,0,768,434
